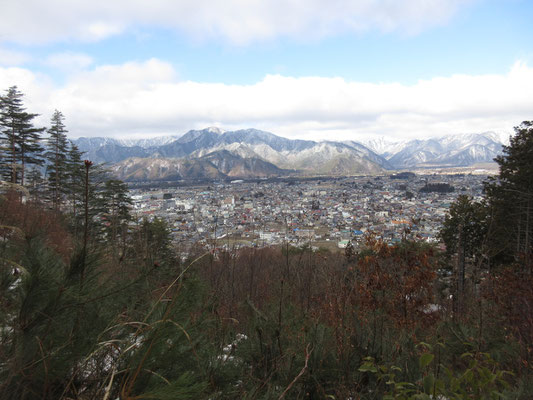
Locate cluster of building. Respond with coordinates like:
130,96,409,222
129,173,487,252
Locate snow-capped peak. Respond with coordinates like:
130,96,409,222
118,135,182,148
205,127,225,135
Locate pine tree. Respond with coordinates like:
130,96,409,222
100,178,132,254
66,159,126,244
0,86,45,185
18,118,45,187
65,141,85,225
85,162,112,241
485,121,533,271
137,217,177,268
45,110,69,210
439,195,489,313
0,94,7,180
26,166,46,201
440,195,488,263
0,86,23,183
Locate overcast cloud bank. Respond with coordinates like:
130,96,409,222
0,58,530,141
1,0,475,45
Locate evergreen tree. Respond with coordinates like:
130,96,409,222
26,166,46,201
0,86,23,183
100,178,132,253
65,141,85,225
440,195,488,264
485,120,533,271
17,118,45,187
85,163,113,240
0,86,45,185
439,195,489,312
67,159,130,245
137,217,177,268
0,95,7,180
45,110,69,210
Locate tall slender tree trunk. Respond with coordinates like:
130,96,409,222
10,133,16,184
517,213,522,255
456,224,465,315
526,199,531,273
21,148,26,186
20,142,25,186
54,140,60,210
81,160,92,285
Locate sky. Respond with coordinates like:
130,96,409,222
0,0,532,142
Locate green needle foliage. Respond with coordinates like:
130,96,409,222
0,199,213,399
44,110,70,211
359,343,513,400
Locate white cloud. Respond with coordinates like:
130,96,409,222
0,0,475,45
0,48,32,66
44,52,94,72
0,59,531,141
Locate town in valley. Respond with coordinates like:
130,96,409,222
127,172,489,255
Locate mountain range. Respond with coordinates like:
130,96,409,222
72,128,505,181
362,132,505,169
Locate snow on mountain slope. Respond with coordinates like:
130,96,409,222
74,127,506,179
359,131,505,167
359,137,410,159
365,132,504,168
118,135,182,148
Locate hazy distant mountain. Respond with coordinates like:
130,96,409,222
154,128,223,158
74,137,150,163
73,128,504,180
182,130,389,175
111,157,224,181
118,135,182,148
74,128,389,178
342,141,394,169
363,132,504,168
361,136,409,159
111,150,291,181
200,150,291,177
387,138,444,168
